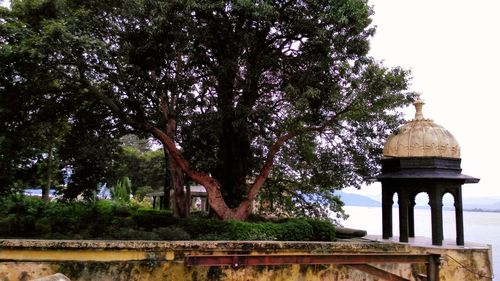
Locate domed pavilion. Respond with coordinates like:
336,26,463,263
376,94,479,246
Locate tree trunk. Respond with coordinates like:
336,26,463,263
215,65,251,209
148,121,316,221
162,146,171,210
216,114,250,208
43,125,54,203
164,118,190,218
168,153,189,218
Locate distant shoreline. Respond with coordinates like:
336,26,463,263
344,204,500,213
463,208,500,213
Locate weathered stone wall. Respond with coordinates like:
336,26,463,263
0,239,492,281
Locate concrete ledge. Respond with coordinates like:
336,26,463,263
0,239,493,281
0,239,410,253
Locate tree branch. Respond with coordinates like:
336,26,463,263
246,101,354,202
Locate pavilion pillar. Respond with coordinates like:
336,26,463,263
453,188,465,246
408,195,416,238
429,189,443,246
398,190,409,243
382,187,393,239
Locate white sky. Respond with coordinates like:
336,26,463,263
346,0,500,199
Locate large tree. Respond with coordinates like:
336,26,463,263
1,0,413,220
0,3,122,199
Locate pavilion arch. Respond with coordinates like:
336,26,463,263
378,159,477,246
409,192,430,238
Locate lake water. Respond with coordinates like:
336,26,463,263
341,206,499,280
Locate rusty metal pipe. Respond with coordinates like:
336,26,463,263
185,254,431,267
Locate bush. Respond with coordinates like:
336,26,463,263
225,221,280,240
306,219,336,241
34,217,52,235
182,217,229,239
135,186,154,201
131,208,177,230
110,176,132,203
3,195,45,217
0,214,16,236
111,227,160,240
195,232,231,241
277,219,314,241
154,226,191,240
134,208,172,217
0,196,337,241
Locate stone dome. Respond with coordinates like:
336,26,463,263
383,95,460,158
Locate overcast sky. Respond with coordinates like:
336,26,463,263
345,0,500,199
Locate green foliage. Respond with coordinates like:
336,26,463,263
0,0,125,198
1,0,413,218
277,219,314,241
0,196,336,241
110,176,131,203
110,228,160,240
182,216,229,240
131,208,177,230
135,186,154,201
181,216,335,241
109,143,166,195
0,215,13,236
305,219,336,241
225,221,280,241
58,104,122,199
153,226,191,240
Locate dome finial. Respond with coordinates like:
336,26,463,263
414,92,425,120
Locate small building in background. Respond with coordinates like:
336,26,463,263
148,185,209,213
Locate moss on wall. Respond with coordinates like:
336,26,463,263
0,240,492,281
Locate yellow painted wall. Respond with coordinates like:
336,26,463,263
0,240,492,281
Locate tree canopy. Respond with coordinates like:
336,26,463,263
0,0,413,220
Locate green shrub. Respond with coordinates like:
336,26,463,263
135,186,154,201
277,219,314,241
134,208,172,217
95,200,114,215
195,232,231,241
111,176,132,203
34,217,52,235
154,226,191,240
131,208,177,230
0,214,16,236
0,212,37,238
0,196,338,241
306,219,336,241
112,204,132,217
111,227,160,240
182,217,229,239
225,221,280,240
5,195,45,217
